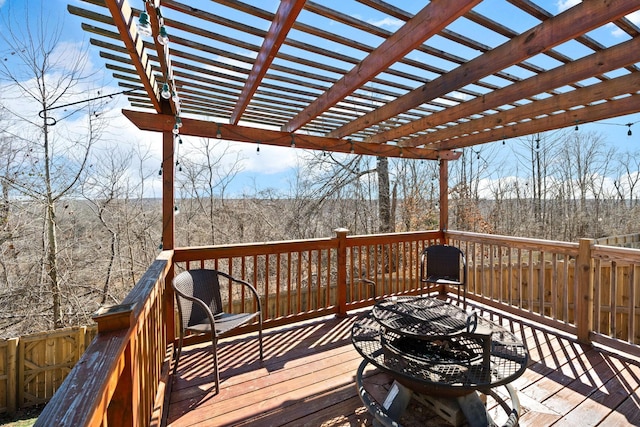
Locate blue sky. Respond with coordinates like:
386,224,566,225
1,0,640,198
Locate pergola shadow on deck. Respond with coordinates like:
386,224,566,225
165,299,640,427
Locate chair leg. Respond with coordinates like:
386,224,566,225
462,286,467,310
258,315,264,362
212,337,220,394
173,330,184,377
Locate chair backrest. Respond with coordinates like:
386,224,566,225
172,269,224,329
423,245,464,281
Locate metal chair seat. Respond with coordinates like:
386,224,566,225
420,244,467,308
172,269,263,394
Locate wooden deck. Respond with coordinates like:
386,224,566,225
164,300,640,427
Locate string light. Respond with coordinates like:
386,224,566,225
216,124,222,139
290,134,296,148
157,25,169,45
172,124,180,135
158,163,163,176
161,83,171,99
256,141,260,154
171,90,180,103
137,8,152,37
174,205,180,215
349,139,354,154
574,120,579,131
627,123,633,136
175,115,182,128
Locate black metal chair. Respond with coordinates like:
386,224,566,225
420,244,467,308
172,269,263,393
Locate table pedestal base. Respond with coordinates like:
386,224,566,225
356,360,520,427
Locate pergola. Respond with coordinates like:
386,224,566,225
69,0,640,249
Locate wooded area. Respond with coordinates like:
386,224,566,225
2,1,640,339
2,129,640,339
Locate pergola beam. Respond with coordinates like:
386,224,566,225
102,0,161,111
329,0,640,139
282,0,481,133
121,110,460,160
431,94,640,150
371,36,640,145
230,0,305,125
412,72,640,148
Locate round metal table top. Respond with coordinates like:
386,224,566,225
372,296,470,339
352,296,529,397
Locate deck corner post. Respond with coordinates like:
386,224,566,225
439,159,449,232
577,238,595,344
335,228,350,317
162,129,175,251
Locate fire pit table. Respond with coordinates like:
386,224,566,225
352,296,528,426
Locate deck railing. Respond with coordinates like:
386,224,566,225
35,252,173,427
34,230,639,426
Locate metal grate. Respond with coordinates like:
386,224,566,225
352,297,528,397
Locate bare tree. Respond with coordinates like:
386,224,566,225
0,3,105,328
176,138,244,245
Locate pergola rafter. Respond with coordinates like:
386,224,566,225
230,0,306,124
328,0,640,140
390,37,640,147
281,0,482,133
67,0,640,249
70,0,640,154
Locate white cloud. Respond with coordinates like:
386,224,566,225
368,17,404,29
556,0,581,13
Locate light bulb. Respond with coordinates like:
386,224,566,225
137,11,152,37
157,25,169,45
161,83,171,99
175,116,183,128
171,90,180,103
172,124,180,135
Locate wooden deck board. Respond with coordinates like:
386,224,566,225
164,302,640,427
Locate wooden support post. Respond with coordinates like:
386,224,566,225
576,238,594,344
335,228,349,317
162,129,175,251
439,159,448,232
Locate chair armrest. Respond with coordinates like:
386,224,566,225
216,271,263,314
172,285,220,338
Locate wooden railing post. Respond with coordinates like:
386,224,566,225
577,238,594,344
92,303,137,426
335,228,349,316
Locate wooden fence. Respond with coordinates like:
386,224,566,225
0,326,97,414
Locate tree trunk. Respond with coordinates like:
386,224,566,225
377,156,393,233
46,201,63,328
